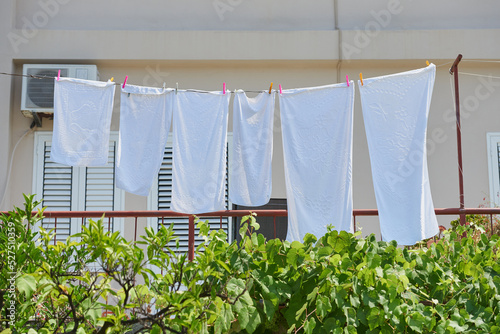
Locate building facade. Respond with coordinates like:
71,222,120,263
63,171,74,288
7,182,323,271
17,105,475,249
1,0,499,242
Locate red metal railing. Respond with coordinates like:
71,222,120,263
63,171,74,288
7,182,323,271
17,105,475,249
10,207,499,260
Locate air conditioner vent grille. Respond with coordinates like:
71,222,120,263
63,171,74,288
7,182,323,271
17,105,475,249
25,69,67,108
21,64,98,113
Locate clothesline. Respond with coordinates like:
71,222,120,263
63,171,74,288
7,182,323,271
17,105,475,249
458,72,500,80
0,59,490,94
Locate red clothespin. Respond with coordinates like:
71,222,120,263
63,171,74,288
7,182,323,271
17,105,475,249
359,73,364,86
223,82,226,94
279,84,282,95
57,70,61,81
346,75,349,87
122,76,128,89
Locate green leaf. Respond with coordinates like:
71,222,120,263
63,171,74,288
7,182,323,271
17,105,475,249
367,308,381,330
263,299,275,322
150,324,161,334
16,274,37,298
291,241,304,249
304,317,316,334
407,312,425,333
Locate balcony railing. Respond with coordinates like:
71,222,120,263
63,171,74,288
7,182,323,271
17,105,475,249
9,207,497,260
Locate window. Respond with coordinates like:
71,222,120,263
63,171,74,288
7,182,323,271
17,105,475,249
487,133,500,207
233,199,288,242
33,132,124,241
148,135,232,252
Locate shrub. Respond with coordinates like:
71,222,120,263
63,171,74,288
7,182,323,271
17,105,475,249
1,197,499,333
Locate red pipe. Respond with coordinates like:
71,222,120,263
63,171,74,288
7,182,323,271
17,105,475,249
188,215,195,261
450,54,465,225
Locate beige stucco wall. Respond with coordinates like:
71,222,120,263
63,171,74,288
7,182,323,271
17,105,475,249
2,0,500,240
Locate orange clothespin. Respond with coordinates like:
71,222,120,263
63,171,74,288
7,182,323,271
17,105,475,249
426,60,430,66
359,73,364,86
268,82,273,94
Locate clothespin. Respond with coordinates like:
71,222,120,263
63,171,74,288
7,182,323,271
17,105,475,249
57,70,61,81
223,82,226,94
426,60,430,66
176,82,178,94
279,84,282,95
359,73,364,86
268,82,273,94
110,77,114,82
122,75,128,89
163,82,166,90
346,75,350,87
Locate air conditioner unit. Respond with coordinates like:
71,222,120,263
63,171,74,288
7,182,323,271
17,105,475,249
21,64,99,117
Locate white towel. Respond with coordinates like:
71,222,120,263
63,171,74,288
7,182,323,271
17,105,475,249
116,84,173,196
359,64,439,245
171,91,230,214
51,77,115,167
230,91,275,206
280,83,354,242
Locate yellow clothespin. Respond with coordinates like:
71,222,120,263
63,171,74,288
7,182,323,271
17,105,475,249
426,60,430,66
268,82,273,94
110,77,114,82
359,73,364,86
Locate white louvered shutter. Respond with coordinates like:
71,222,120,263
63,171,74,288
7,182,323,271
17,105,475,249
84,142,117,232
40,141,73,242
34,133,121,240
497,143,500,179
487,134,500,208
156,145,230,253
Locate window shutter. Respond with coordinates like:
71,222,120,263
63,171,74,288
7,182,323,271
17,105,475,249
34,133,122,240
84,142,117,232
157,146,229,253
41,142,73,242
497,143,500,179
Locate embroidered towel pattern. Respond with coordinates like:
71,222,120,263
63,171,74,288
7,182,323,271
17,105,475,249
51,77,115,167
171,91,230,214
116,84,173,196
280,83,354,242
230,91,275,206
359,64,439,245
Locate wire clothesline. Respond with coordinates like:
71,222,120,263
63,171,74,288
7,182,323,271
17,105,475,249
0,59,497,93
458,72,500,80
0,72,270,94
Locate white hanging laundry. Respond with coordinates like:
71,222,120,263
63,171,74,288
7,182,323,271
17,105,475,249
171,91,230,214
230,91,275,206
280,83,354,242
116,84,173,196
51,77,115,167
359,64,439,245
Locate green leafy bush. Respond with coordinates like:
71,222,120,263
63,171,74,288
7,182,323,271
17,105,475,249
1,197,499,333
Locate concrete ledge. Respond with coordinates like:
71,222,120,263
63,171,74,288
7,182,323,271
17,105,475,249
6,29,500,61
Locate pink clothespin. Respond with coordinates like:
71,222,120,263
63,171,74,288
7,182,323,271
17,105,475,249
57,70,61,81
223,82,226,94
279,84,282,95
122,76,128,89
346,75,350,87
